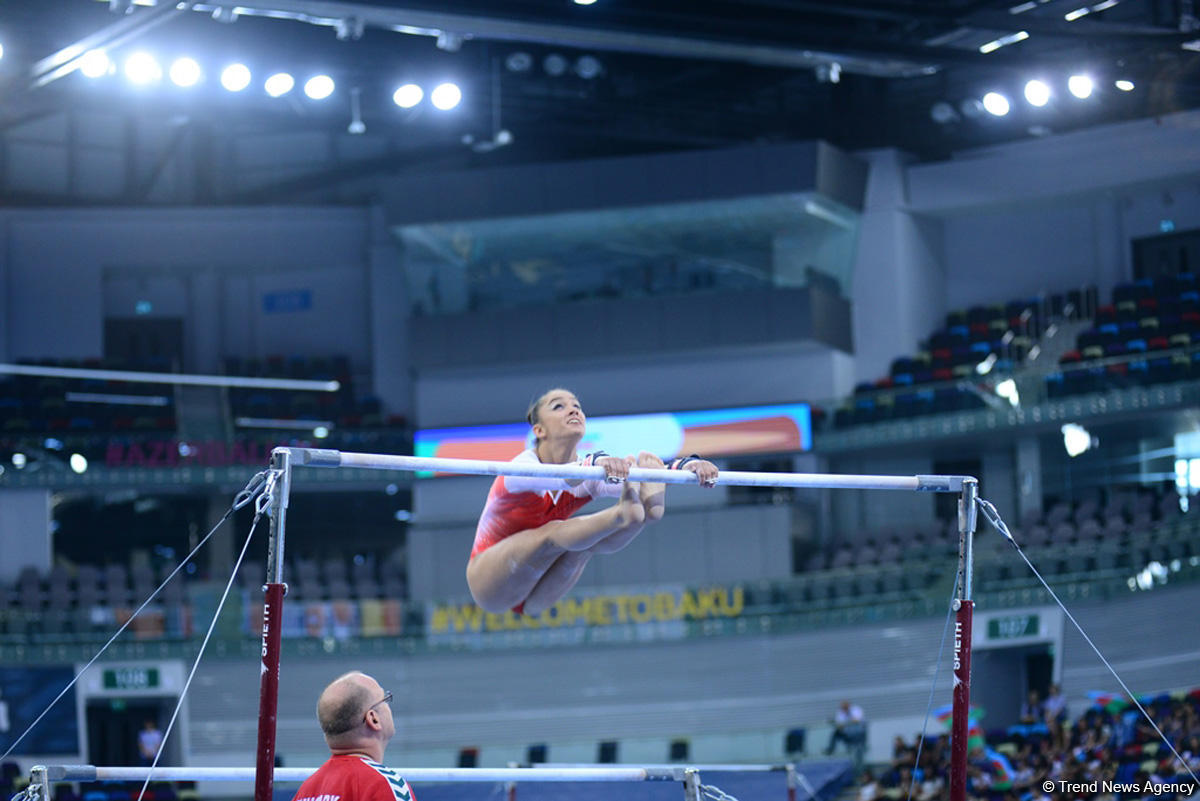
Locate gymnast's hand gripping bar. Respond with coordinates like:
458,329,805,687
281,447,970,492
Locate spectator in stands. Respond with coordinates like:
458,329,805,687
466,388,718,616
137,718,164,765
1043,683,1068,747
856,769,878,801
1019,689,1042,725
825,699,867,757
292,671,415,801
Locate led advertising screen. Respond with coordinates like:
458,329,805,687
415,402,811,474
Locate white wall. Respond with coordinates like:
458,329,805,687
2,206,372,366
851,150,947,384
415,347,856,428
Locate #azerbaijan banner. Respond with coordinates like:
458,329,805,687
415,402,812,475
426,583,745,648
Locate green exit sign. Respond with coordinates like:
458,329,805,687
987,614,1039,640
103,667,160,691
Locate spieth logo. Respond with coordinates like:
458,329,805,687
262,602,272,658
953,621,962,670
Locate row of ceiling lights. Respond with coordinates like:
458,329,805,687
68,49,464,110
935,73,1135,123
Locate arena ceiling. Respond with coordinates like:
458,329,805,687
0,0,1198,204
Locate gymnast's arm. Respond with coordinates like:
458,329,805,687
502,451,626,494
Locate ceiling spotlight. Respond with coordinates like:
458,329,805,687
0,42,4,61
80,49,111,79
574,55,603,79
393,83,423,108
1062,423,1097,457
574,0,598,4
304,75,335,100
431,82,462,110
543,53,569,77
930,101,960,125
505,52,533,73
1068,74,1094,99
959,98,985,119
220,63,252,92
1115,79,1135,91
69,453,88,474
169,57,202,87
124,52,162,85
982,92,1011,116
1024,79,1051,106
264,72,295,97
12,452,27,468
348,86,365,134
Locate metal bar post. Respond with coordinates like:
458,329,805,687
254,448,292,801
949,477,978,801
683,769,702,801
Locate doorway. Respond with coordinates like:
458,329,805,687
104,318,185,369
969,643,1055,730
85,697,180,766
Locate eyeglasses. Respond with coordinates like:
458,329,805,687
364,690,392,719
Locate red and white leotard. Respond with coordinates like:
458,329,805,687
470,449,623,559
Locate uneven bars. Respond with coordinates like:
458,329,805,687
39,766,677,783
284,448,968,492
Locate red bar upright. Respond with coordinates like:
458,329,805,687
254,582,287,801
948,600,974,801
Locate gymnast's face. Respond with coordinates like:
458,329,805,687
532,389,586,441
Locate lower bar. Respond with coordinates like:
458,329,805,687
949,600,974,801
44,766,666,783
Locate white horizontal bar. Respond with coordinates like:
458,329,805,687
64,391,171,407
284,448,968,492
1,363,339,392
44,766,670,783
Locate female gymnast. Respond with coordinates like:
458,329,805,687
466,388,718,615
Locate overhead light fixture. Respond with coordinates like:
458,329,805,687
220,63,252,92
982,92,1011,116
0,42,4,61
1067,74,1094,99
1062,423,1097,457
573,0,598,5
304,74,335,100
347,86,365,134
69,453,88,474
505,52,533,72
543,53,569,77
124,52,162,85
393,83,423,108
1114,79,1135,91
169,57,202,87
979,30,1029,54
930,101,960,124
431,82,462,110
80,49,111,78
574,55,603,79
975,353,997,375
1064,7,1090,21
959,98,986,119
1023,79,1051,106
995,378,1020,407
264,72,295,97
12,453,27,468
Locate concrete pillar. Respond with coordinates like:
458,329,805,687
851,149,947,384
0,488,52,581
366,205,412,420
1015,436,1043,522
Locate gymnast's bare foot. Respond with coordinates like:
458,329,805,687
637,451,667,520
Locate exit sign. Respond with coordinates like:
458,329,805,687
103,666,160,691
986,614,1039,640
